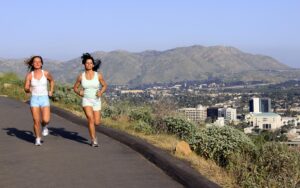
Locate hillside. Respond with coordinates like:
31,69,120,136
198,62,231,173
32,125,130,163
1,45,297,86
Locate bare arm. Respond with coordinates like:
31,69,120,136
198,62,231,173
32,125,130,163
45,71,55,96
73,74,83,97
97,73,107,97
24,73,31,93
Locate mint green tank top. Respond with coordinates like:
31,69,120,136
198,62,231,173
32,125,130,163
81,72,100,99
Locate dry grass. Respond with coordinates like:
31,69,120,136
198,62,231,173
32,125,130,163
102,116,238,188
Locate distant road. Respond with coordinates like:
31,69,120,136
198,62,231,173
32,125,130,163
0,97,183,188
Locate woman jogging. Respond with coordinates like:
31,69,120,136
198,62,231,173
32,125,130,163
24,56,55,146
73,53,107,147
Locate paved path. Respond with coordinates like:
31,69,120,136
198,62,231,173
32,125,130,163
0,97,183,188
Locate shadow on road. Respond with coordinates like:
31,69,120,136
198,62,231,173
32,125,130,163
48,127,89,145
2,128,35,143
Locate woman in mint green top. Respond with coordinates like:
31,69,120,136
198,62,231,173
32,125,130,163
73,53,107,147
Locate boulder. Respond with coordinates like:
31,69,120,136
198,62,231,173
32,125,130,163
175,141,192,156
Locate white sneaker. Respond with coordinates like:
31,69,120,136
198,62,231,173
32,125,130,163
42,126,49,136
35,138,42,146
91,138,99,147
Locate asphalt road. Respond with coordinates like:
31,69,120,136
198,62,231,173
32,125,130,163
0,97,183,188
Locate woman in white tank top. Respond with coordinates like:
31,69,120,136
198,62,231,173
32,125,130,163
24,56,55,146
73,53,107,147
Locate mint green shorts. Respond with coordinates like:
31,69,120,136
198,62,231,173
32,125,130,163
82,97,101,111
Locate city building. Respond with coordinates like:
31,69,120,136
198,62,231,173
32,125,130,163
249,97,260,113
246,112,282,130
249,97,271,113
217,107,237,122
260,98,271,112
218,108,225,118
207,107,219,121
178,105,207,124
225,108,237,121
120,90,144,94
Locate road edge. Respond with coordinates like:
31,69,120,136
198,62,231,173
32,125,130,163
50,105,221,188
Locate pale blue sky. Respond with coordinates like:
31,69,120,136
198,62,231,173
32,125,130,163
0,0,299,67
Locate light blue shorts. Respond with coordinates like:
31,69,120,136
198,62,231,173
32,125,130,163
30,95,50,107
82,97,101,111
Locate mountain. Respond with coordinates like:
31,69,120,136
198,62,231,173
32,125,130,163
0,58,63,78
0,45,298,86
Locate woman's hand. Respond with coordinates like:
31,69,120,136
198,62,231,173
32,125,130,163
24,87,31,93
75,90,84,97
97,91,102,97
79,90,84,97
48,91,53,97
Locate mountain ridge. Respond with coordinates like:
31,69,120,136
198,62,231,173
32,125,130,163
1,45,297,86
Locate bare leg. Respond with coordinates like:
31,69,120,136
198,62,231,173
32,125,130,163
94,110,101,126
30,107,41,138
41,106,50,127
83,106,96,141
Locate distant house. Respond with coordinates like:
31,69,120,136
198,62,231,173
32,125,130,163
178,105,207,124
120,90,144,94
218,107,237,121
246,112,282,130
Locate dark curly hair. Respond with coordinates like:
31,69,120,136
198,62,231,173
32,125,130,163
81,53,101,71
24,55,44,72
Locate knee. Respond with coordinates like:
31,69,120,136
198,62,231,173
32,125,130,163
33,119,40,126
94,121,101,126
42,120,50,125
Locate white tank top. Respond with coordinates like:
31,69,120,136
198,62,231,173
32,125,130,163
81,72,100,99
31,70,48,96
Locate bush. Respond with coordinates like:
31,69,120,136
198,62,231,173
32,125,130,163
193,126,255,167
228,142,300,187
129,108,153,124
102,106,114,118
249,130,288,148
133,120,154,135
163,117,197,142
227,152,262,187
102,106,122,120
0,73,27,100
151,117,168,134
256,143,300,187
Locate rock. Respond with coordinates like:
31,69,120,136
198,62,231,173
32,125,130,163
175,141,192,156
3,83,12,88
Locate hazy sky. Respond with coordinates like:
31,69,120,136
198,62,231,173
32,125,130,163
1,0,299,68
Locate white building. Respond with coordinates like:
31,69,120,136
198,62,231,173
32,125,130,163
246,112,282,130
218,107,237,122
178,105,207,123
218,108,225,118
120,90,144,94
249,97,271,113
225,108,237,121
249,97,260,113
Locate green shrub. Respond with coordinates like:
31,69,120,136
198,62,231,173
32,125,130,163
228,142,300,187
193,126,255,167
227,151,262,187
129,108,153,124
101,106,122,120
249,130,288,148
133,120,154,135
163,117,197,142
151,117,168,134
257,143,300,187
102,106,114,118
